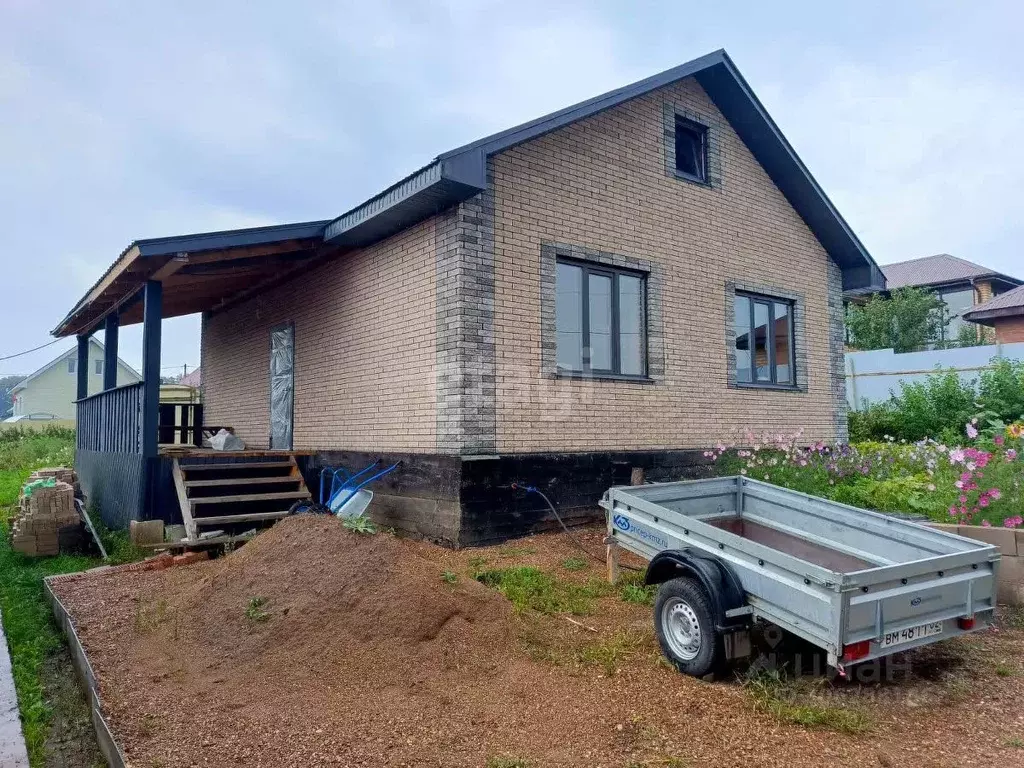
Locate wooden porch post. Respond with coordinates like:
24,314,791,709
75,334,90,401
141,280,162,460
103,313,119,391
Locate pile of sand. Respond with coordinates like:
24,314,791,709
168,515,515,684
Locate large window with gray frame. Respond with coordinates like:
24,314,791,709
734,292,795,386
556,258,647,377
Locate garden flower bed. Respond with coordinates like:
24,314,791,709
707,420,1024,529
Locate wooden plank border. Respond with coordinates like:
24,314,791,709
42,577,128,768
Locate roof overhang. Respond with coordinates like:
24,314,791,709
963,304,1024,325
54,221,330,337
323,49,884,292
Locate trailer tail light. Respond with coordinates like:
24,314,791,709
958,616,976,630
841,640,871,662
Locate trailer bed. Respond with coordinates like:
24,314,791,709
600,476,1000,667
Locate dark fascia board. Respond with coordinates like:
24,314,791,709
963,305,1024,324
324,49,883,292
323,161,483,246
134,219,330,257
52,220,330,337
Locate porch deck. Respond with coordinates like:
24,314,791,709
158,447,316,458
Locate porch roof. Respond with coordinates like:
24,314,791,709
52,220,330,337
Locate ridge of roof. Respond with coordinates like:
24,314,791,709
881,253,1020,290
323,49,883,291
11,338,141,393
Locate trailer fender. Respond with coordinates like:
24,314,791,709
645,549,747,630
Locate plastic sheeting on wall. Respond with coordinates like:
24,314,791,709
269,324,295,449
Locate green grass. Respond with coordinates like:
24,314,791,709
617,571,656,605
474,566,612,616
560,556,589,571
0,428,103,764
441,570,458,584
742,668,873,734
485,757,530,768
0,535,98,762
342,514,377,534
1005,736,1024,748
572,630,648,675
245,596,270,622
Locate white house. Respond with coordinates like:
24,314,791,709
5,339,140,421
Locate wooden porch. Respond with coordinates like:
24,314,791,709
59,222,329,529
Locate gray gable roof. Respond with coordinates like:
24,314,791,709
323,49,883,291
881,254,1021,290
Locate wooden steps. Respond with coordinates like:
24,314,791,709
172,454,311,542
193,511,291,526
184,476,303,488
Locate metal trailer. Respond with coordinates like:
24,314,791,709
599,476,1000,677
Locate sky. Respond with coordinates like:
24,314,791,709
2,0,1022,377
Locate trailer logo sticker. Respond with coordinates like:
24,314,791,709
614,515,669,549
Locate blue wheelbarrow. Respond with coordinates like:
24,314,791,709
289,460,401,519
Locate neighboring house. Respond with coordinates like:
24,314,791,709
5,339,140,422
854,254,1022,343
179,368,201,390
963,285,1024,343
52,49,883,543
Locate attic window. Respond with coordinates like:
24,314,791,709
674,116,708,183
67,359,76,374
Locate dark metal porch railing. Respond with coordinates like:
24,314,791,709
75,382,144,454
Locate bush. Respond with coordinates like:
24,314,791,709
709,427,1024,528
847,362,1023,443
978,358,1024,425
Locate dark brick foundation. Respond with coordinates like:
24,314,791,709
303,449,716,547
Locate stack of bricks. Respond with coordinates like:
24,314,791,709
9,468,79,557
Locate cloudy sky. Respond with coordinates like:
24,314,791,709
1,0,1021,377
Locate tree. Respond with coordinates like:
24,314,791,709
0,374,26,417
846,287,945,353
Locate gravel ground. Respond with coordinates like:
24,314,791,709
51,517,1024,767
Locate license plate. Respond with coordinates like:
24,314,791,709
880,621,943,649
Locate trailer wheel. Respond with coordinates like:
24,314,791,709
654,577,722,677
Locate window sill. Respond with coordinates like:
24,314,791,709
732,381,803,392
672,170,711,187
554,371,656,384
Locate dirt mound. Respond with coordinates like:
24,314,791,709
168,515,514,682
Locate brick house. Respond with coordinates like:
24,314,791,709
54,50,883,545
850,254,1022,344
964,285,1024,343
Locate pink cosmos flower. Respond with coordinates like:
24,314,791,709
981,520,992,527
1008,449,1018,461
989,488,1002,500
995,435,1005,446
966,423,979,439
949,448,966,464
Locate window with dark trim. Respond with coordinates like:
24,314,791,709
556,258,647,377
733,293,795,386
66,359,76,375
674,116,708,183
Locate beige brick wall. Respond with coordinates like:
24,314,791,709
491,76,841,452
202,218,438,451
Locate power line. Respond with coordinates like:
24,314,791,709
0,338,64,363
